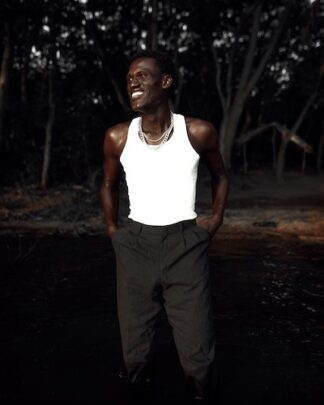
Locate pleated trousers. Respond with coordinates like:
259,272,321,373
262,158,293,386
111,218,215,394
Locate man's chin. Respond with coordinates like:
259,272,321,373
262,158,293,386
131,102,146,113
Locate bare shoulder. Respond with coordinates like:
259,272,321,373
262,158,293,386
184,116,219,153
103,121,131,157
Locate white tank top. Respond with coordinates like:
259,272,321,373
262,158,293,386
120,113,200,225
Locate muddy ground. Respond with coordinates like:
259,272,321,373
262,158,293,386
0,170,324,404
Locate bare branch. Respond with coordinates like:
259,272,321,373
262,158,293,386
237,3,262,93
292,64,323,132
211,44,227,114
236,123,275,145
288,133,313,153
225,7,251,109
244,6,289,97
237,121,313,154
293,92,317,133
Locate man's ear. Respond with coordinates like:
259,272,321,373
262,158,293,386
162,74,173,89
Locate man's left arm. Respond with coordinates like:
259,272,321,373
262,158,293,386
189,120,229,237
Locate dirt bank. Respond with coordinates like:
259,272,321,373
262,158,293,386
0,170,323,240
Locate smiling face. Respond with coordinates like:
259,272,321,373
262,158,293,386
126,57,172,113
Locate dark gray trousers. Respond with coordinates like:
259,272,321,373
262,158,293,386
111,219,215,393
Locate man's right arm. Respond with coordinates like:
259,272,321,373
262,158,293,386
101,123,128,237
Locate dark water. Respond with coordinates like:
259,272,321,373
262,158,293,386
0,234,323,404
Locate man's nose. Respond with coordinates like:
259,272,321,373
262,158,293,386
129,77,140,88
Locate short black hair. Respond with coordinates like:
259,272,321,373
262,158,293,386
129,50,177,83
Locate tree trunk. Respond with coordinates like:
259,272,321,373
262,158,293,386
173,52,184,112
317,122,324,173
217,5,288,168
243,144,248,174
40,67,55,190
301,151,306,174
148,0,158,51
239,110,251,172
218,4,261,164
20,44,30,103
81,116,90,178
276,133,289,181
174,70,183,112
272,128,277,170
219,114,228,150
0,23,11,146
221,94,245,165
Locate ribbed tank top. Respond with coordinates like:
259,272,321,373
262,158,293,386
120,113,200,226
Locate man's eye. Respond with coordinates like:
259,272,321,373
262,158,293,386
137,72,147,80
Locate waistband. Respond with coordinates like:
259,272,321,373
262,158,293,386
126,218,196,235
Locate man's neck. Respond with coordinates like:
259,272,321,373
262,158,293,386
141,104,172,136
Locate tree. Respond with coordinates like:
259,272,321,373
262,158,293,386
210,2,290,169
0,22,11,146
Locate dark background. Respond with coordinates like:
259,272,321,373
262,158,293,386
0,0,323,188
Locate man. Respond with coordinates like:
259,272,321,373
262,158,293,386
101,51,229,403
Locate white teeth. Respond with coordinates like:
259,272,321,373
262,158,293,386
131,91,143,99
